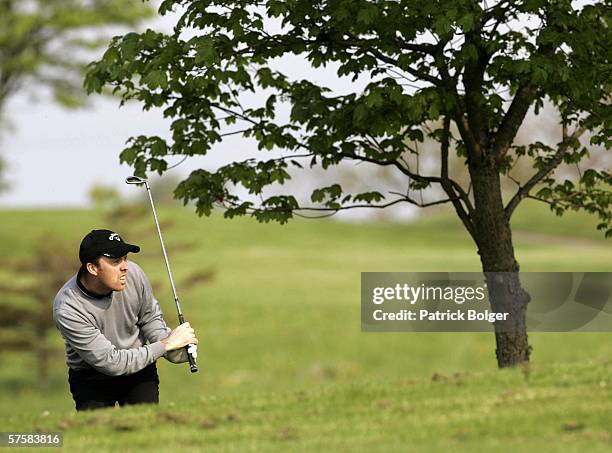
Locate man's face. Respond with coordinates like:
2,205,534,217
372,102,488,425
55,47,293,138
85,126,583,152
91,255,129,292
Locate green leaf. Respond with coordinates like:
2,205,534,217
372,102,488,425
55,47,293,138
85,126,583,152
356,6,378,25
150,139,167,156
353,104,368,123
142,70,168,90
365,91,384,108
120,33,141,60
457,14,475,32
433,16,452,38
195,41,219,66
353,191,385,203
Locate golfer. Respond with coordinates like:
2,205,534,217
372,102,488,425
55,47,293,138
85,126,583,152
53,229,198,411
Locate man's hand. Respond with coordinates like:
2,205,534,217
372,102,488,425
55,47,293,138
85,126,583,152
161,322,198,352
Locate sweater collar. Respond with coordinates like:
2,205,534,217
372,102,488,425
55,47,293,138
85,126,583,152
77,267,112,299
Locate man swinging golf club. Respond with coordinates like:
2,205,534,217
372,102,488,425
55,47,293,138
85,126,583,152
53,229,198,411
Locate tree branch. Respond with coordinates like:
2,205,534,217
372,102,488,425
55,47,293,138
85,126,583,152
504,126,587,219
463,36,491,150
338,151,439,184
212,103,259,126
492,84,538,160
343,35,438,56
435,115,476,240
492,38,558,162
388,191,462,209
450,96,482,159
339,149,477,241
441,116,451,180
364,47,443,87
227,194,461,217
525,194,557,208
296,197,435,211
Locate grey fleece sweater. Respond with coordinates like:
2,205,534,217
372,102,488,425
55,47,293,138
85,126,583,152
53,261,185,376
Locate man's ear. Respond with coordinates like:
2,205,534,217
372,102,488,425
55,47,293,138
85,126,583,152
86,262,99,276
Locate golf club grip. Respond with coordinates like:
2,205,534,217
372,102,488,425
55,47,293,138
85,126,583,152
178,314,198,373
186,346,198,373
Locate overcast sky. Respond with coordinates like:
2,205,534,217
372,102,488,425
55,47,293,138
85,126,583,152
0,8,214,208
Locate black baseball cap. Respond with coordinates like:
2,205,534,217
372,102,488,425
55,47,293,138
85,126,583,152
79,229,140,265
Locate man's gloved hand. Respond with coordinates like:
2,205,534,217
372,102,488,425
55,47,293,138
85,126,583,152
163,345,197,364
161,322,199,364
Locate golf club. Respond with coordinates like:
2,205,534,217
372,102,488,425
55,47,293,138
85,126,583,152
125,175,198,373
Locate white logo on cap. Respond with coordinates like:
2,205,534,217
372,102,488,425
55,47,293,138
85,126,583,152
109,233,121,241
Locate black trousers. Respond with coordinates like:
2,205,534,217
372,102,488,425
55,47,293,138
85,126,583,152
68,362,159,411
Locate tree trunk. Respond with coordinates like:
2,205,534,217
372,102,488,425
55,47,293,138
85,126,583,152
468,158,531,368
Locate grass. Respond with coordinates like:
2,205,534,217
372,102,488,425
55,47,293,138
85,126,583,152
0,200,610,451
3,360,611,452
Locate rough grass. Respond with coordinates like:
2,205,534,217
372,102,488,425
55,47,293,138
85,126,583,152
3,360,611,452
0,200,610,451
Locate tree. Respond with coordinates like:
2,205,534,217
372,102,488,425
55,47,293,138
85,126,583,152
0,236,76,385
85,0,611,367
0,0,154,190
89,182,123,211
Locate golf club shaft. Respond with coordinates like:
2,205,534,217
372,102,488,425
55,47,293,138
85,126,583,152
143,182,198,373
144,182,181,312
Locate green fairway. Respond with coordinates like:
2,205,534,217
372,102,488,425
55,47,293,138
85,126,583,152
3,360,611,452
0,200,610,451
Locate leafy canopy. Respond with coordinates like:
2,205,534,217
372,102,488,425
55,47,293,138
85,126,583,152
86,0,611,236
0,0,153,190
0,0,152,108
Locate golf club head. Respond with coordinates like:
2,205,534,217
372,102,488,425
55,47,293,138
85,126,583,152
125,175,148,185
